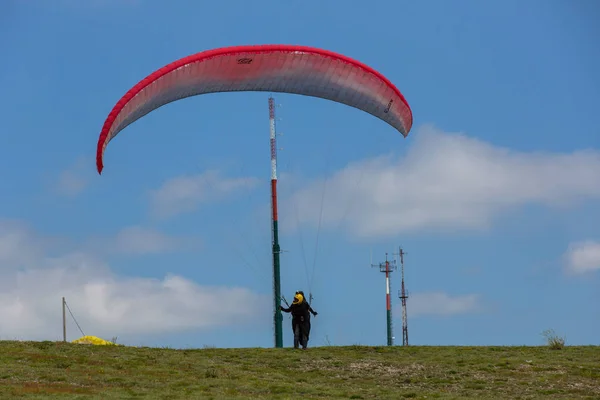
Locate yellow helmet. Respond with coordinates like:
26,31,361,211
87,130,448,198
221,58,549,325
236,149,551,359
293,293,304,304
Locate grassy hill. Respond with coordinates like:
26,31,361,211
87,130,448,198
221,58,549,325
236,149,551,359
0,340,598,399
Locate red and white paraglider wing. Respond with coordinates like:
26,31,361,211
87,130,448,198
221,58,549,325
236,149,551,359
96,44,413,174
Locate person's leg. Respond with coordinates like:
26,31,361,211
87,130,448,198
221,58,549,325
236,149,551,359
291,319,297,348
301,321,309,349
293,323,301,349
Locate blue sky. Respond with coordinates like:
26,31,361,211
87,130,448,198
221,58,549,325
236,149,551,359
1,0,599,348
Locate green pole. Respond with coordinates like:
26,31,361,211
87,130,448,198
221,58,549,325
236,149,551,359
387,308,393,346
272,218,283,348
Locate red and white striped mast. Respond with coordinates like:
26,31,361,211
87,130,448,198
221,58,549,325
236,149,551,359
269,96,283,348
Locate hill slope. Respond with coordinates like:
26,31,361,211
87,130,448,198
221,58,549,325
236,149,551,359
0,341,598,399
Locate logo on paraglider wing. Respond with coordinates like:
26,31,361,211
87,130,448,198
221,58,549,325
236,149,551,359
384,99,393,113
237,58,253,64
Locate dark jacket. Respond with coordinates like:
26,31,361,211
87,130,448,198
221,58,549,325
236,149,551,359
280,301,316,322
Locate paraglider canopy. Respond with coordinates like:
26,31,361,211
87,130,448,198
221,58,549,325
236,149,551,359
72,335,117,345
96,44,413,174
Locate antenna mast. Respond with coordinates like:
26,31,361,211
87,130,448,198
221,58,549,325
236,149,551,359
396,247,409,346
372,252,396,346
269,97,283,348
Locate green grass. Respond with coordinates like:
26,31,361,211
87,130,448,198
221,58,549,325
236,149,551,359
0,341,598,399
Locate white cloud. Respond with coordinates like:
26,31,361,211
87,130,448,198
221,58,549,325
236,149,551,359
0,221,200,260
54,157,90,197
150,170,260,218
399,292,483,318
283,125,600,237
0,219,67,269
0,220,267,342
564,240,600,274
0,263,268,341
0,220,41,265
86,225,202,256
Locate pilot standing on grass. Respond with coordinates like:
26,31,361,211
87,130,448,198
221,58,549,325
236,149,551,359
294,291,317,342
280,292,318,349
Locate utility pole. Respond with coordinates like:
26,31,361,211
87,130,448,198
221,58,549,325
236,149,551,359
62,297,66,342
395,247,409,346
269,96,283,348
372,252,396,346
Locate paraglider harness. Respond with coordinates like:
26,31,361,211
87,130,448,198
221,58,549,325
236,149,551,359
281,291,315,313
281,291,317,326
